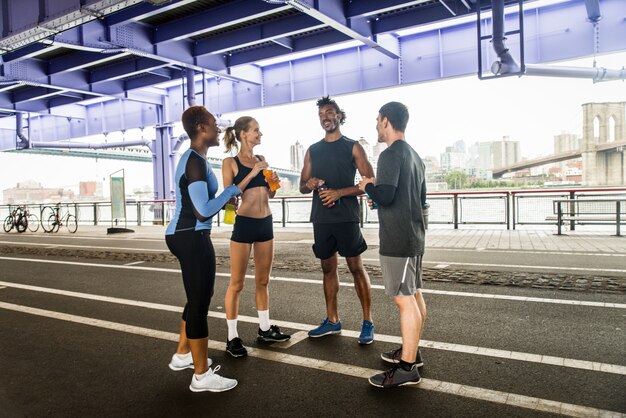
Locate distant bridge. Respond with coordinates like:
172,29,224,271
492,140,626,178
2,148,301,184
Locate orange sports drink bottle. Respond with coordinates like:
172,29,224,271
263,169,281,192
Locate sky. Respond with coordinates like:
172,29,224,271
219,52,626,167
1,51,625,200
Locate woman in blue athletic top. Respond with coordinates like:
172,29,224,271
221,116,291,358
165,106,241,393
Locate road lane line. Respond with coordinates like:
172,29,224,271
271,331,309,349
0,240,165,252
364,256,626,274
5,235,625,257
1,279,624,376
427,248,626,258
0,301,622,418
4,241,624,273
124,261,145,266
421,261,626,274
1,256,624,309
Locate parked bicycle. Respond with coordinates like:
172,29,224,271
41,203,78,233
3,205,39,233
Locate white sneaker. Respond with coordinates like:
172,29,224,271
189,366,238,393
168,352,213,371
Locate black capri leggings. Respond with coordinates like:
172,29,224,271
165,229,215,339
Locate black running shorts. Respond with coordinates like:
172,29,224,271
312,222,367,260
231,215,274,243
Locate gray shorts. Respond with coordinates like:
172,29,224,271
380,255,423,296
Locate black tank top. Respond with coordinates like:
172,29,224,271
309,136,360,223
232,156,268,191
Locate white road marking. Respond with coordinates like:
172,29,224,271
429,247,626,258
421,260,626,275
4,235,625,257
124,261,145,266
0,240,164,252
1,256,624,309
0,279,624,376
271,331,309,349
365,256,626,274
0,301,622,418
434,264,449,269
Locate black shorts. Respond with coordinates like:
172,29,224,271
312,222,367,260
231,215,274,243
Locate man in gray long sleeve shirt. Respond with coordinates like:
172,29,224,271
358,101,427,388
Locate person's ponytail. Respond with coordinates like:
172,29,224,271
224,126,238,153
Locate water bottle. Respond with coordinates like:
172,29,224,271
365,192,378,210
317,181,335,208
223,203,236,224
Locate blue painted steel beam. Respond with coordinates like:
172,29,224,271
153,0,291,44
90,57,170,83
12,87,61,103
124,73,177,91
48,52,129,74
229,30,351,66
374,3,472,33
194,14,322,56
104,0,198,27
286,0,399,58
1,43,51,63
346,0,436,18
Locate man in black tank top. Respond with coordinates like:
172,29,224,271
299,96,376,345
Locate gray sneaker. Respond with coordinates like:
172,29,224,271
368,364,421,388
381,347,424,367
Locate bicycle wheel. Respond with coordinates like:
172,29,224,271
27,214,40,232
3,215,13,232
46,214,60,233
41,207,56,232
66,214,78,233
16,215,27,233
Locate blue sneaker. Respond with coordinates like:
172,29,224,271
308,318,342,338
358,320,374,345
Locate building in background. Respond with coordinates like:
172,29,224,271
440,140,469,171
373,142,387,159
554,132,581,154
289,141,304,172
471,137,521,171
2,181,75,204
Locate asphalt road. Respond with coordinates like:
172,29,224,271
0,231,624,417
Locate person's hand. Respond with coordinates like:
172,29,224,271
305,177,321,191
228,196,239,210
271,171,280,183
318,188,341,206
251,160,269,176
358,177,375,192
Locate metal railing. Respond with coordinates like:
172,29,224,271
1,187,625,231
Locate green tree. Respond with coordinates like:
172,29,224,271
444,171,467,189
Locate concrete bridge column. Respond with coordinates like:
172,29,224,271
581,102,626,186
582,103,600,186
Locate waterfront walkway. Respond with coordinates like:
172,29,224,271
0,226,624,417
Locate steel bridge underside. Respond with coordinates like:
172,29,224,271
0,0,623,149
